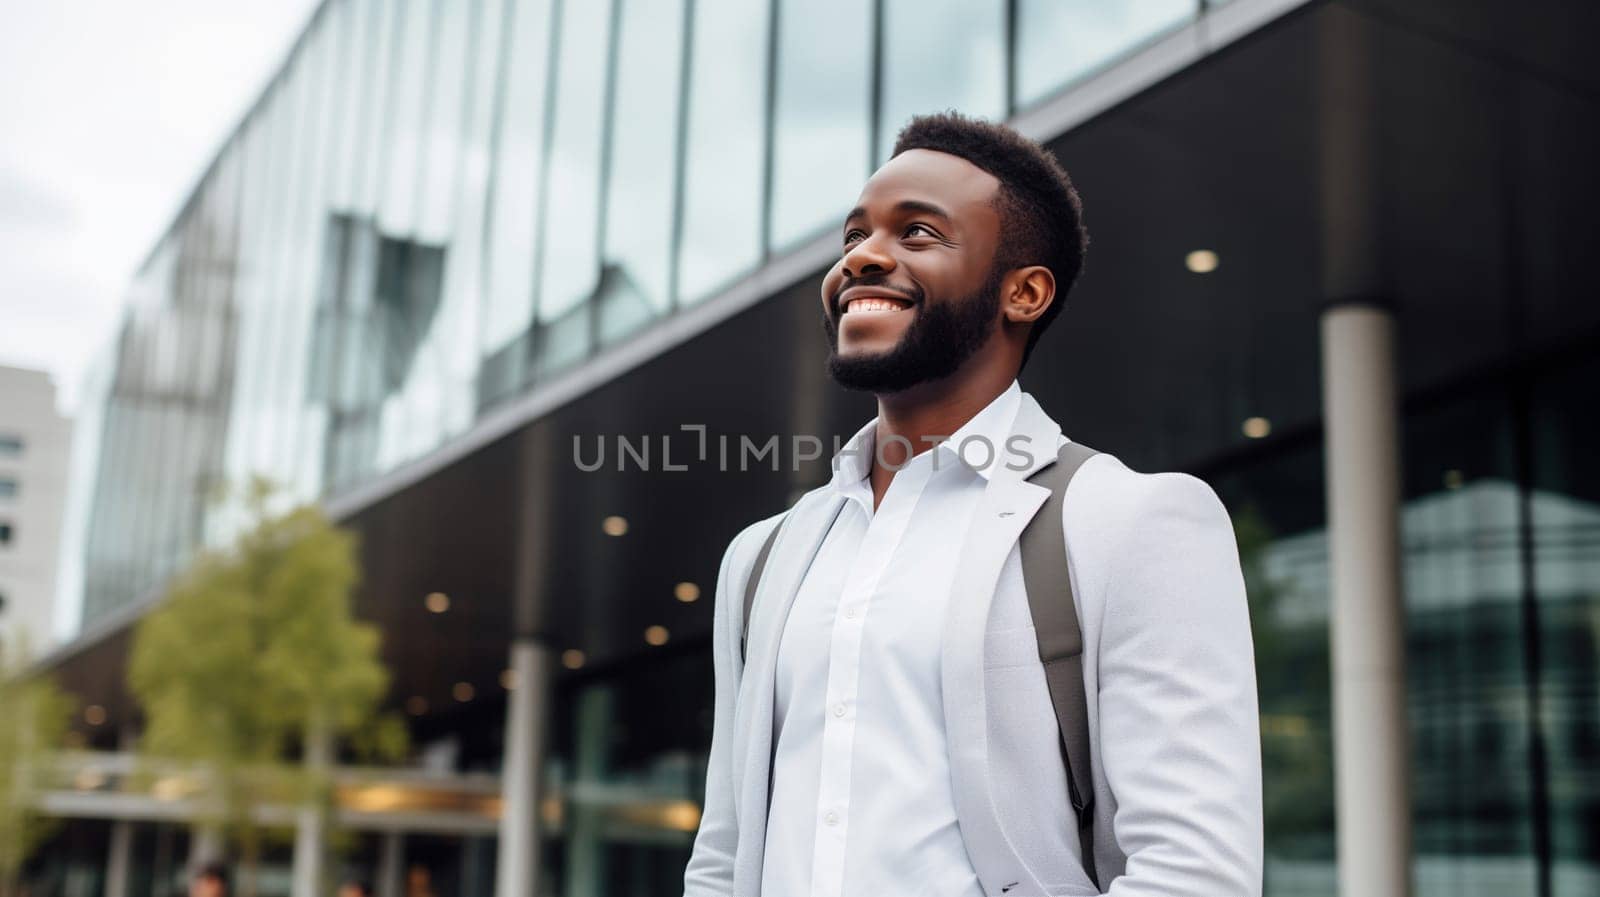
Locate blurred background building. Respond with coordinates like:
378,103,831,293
24,0,1599,895
0,365,73,657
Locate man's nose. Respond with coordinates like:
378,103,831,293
841,234,895,280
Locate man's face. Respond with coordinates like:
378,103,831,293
189,876,225,897
820,149,1006,393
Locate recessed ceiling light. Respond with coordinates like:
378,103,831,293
561,649,586,670
644,625,670,646
1242,416,1271,439
602,516,628,536
1185,249,1220,274
84,705,106,726
452,682,475,703
425,592,450,613
500,668,517,690
406,696,428,716
674,582,700,603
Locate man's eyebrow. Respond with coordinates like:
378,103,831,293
843,199,954,225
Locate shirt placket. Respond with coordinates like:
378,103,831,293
809,460,935,897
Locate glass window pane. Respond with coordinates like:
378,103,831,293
275,16,344,502
599,0,686,343
427,0,505,442
376,0,435,234
533,0,615,376
768,0,872,253
478,0,555,395
354,0,402,214
414,0,474,245
1016,0,1195,110
1400,389,1538,895
388,0,479,466
327,0,375,214
878,0,1005,164
676,0,771,304
1530,352,1600,894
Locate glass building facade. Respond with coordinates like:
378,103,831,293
41,1,1600,896
64,0,1220,627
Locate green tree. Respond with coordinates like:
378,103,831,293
130,479,404,897
0,638,73,897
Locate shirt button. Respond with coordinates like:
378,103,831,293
844,607,858,620
824,810,840,826
832,702,847,718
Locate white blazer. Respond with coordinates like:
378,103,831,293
684,391,1263,897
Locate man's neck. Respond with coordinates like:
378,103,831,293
865,366,1015,509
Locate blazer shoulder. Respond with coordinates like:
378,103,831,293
1063,450,1233,566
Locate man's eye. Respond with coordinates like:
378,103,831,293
843,230,865,245
905,223,935,238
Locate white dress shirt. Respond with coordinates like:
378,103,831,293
760,380,1023,897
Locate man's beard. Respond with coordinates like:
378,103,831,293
822,265,1004,394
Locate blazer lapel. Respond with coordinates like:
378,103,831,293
941,391,1063,894
732,487,848,897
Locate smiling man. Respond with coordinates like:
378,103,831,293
684,113,1262,897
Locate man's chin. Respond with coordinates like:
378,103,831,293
825,349,927,394
832,341,898,363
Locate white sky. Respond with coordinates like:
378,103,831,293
0,0,321,414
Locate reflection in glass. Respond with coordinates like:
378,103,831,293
599,0,687,344
547,651,711,894
428,0,505,445
1015,0,1194,109
478,0,555,404
1530,353,1600,894
676,0,771,304
376,0,435,235
308,215,447,493
390,0,478,465
768,0,872,253
273,14,346,503
326,0,376,215
534,0,614,376
878,0,1005,164
1400,390,1537,895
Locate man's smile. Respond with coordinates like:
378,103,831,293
844,297,913,314
837,285,918,316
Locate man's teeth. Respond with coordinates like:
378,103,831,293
845,298,909,313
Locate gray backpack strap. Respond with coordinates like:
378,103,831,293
740,519,785,663
1020,440,1101,890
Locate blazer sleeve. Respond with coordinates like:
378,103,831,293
682,524,753,896
1097,472,1264,897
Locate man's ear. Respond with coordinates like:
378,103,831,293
1001,265,1056,324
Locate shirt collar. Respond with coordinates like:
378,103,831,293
828,379,1023,493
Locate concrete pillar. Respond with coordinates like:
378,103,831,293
105,821,133,897
1321,304,1411,897
291,717,334,897
1316,5,1410,894
376,832,404,897
105,726,137,897
495,639,551,897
